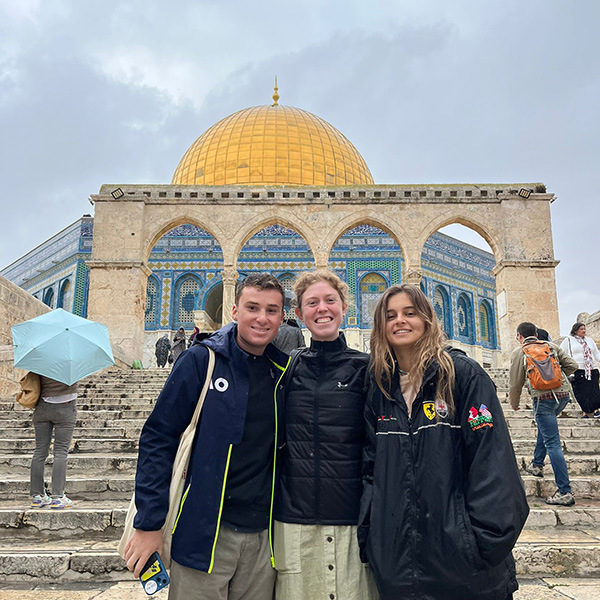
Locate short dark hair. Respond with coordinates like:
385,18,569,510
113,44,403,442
570,322,585,336
235,273,285,307
517,322,537,338
536,328,550,341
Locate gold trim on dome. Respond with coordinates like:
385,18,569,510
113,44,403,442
172,104,373,186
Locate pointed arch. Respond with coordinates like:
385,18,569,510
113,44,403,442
479,299,496,347
456,292,475,343
43,287,54,308
173,273,203,329
433,285,452,337
145,275,160,329
56,278,71,310
358,272,388,328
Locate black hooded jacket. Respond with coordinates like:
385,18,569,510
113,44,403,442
358,349,529,600
275,334,369,524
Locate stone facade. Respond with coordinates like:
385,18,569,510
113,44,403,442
0,275,50,398
88,183,559,366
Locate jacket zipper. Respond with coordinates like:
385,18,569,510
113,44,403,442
171,480,192,534
208,444,233,574
207,355,288,573
268,356,290,567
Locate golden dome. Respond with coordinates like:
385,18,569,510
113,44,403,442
171,103,374,186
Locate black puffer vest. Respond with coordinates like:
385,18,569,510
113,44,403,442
275,334,369,524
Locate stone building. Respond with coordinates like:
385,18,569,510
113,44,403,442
1,89,560,367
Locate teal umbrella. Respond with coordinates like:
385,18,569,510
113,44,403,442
12,308,115,385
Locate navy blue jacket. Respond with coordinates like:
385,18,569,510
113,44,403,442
133,323,289,572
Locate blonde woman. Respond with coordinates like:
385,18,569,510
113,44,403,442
274,270,378,600
358,284,528,600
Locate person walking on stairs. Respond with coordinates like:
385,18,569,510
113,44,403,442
509,322,579,506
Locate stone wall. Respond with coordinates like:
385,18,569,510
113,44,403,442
0,275,50,399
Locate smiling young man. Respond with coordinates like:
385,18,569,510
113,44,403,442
125,273,288,600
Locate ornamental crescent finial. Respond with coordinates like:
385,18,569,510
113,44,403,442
272,76,279,106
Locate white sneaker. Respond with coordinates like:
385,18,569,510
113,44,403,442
50,495,73,509
31,494,51,508
525,462,544,478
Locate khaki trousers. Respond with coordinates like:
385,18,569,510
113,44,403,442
168,527,275,600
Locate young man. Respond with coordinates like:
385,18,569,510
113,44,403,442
509,321,579,506
125,273,288,599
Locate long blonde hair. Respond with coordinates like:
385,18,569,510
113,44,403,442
370,284,455,414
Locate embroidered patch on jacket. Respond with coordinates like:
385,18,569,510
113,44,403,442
467,405,493,430
423,402,436,420
435,399,449,419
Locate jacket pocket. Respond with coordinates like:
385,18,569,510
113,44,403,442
456,497,486,572
273,520,302,573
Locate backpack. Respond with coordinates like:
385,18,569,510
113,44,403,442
16,372,41,409
522,341,562,391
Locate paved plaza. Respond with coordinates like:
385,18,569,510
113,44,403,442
0,579,599,599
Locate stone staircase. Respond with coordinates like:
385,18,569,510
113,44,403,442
0,367,599,584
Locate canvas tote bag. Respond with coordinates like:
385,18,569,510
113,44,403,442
118,347,215,568
16,372,41,409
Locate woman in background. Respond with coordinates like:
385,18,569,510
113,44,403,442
560,322,600,418
30,376,78,509
358,284,528,600
171,327,186,363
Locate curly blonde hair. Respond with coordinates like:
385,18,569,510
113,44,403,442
294,270,349,309
370,284,455,414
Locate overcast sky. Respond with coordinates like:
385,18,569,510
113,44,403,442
1,0,598,334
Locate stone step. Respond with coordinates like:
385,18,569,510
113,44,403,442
512,439,600,454
0,418,146,429
0,454,137,472
0,477,134,501
509,425,600,439
2,427,142,439
516,453,600,475
522,475,600,500
0,505,127,538
0,439,139,454
0,409,153,423
1,528,599,583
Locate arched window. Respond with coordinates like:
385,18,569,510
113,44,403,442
433,285,452,337
43,287,54,308
145,276,160,328
359,273,387,328
56,279,71,309
279,274,296,321
175,275,201,328
479,300,494,346
457,293,474,343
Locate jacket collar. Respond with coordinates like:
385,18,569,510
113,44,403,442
309,332,347,353
201,321,288,368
